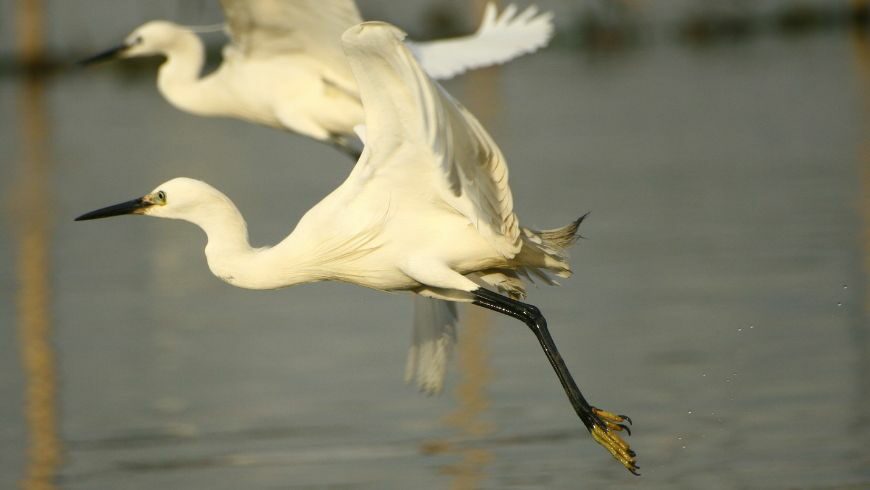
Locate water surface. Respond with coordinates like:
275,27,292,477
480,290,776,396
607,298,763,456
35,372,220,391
1,32,869,489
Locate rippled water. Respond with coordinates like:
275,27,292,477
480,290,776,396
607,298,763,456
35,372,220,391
1,32,869,489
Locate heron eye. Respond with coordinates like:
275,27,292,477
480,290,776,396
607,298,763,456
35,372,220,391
157,191,167,203
135,36,144,45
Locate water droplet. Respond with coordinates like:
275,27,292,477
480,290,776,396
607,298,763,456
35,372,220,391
682,445,687,449
737,328,743,332
677,436,682,440
687,410,693,415
749,325,754,329
701,373,707,377
837,302,843,307
843,284,848,290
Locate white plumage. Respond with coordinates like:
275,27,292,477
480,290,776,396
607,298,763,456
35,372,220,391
408,3,554,79
83,0,554,155
76,22,637,474
406,297,458,394
81,0,553,396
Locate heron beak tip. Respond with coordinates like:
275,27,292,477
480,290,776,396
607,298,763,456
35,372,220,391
78,44,129,67
75,197,150,221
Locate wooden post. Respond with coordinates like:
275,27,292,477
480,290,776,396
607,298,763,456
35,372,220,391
440,2,503,489
850,1,870,454
16,1,62,489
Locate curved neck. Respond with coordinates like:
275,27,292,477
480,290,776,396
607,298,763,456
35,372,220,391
196,196,252,267
199,200,251,256
191,197,313,290
156,31,215,115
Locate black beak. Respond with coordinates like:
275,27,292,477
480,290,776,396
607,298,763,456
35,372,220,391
78,43,129,66
75,197,151,221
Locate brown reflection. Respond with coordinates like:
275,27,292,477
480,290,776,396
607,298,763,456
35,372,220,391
437,305,495,490
15,0,62,489
431,3,501,489
850,1,870,453
853,3,870,311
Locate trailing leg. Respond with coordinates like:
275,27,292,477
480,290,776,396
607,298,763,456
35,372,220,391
472,288,639,475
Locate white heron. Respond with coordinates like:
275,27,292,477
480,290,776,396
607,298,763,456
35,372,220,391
75,22,637,474
81,0,553,397
80,0,554,158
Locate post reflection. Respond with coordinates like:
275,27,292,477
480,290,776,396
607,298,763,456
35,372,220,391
434,3,501,489
850,2,870,449
15,0,63,489
437,305,495,490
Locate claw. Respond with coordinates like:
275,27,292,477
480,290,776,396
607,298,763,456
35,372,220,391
604,421,631,436
590,407,638,475
593,407,630,424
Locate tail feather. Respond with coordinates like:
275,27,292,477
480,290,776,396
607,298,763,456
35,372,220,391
536,212,588,252
516,213,588,284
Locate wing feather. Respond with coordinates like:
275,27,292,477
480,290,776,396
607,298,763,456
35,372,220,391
408,3,554,80
342,22,521,257
405,297,457,395
221,0,362,78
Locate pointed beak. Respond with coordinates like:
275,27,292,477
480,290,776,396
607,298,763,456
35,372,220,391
75,197,152,221
78,43,130,66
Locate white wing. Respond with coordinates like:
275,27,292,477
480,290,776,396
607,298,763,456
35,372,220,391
220,0,362,81
408,3,554,80
405,297,458,395
342,22,521,257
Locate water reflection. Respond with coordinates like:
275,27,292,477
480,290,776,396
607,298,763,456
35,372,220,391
14,8,63,490
3,6,870,489
438,306,495,490
850,23,870,449
431,5,499,488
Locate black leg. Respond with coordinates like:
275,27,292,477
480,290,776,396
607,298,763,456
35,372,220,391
472,288,639,475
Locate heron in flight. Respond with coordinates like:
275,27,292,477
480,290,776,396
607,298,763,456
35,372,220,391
80,0,554,397
76,21,637,474
81,0,554,158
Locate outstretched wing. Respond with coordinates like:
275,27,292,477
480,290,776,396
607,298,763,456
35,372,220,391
342,22,521,257
408,3,554,80
221,0,362,79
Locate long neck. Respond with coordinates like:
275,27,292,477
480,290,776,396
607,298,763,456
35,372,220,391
195,198,314,290
156,31,218,115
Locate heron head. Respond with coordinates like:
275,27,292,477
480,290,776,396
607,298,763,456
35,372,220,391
79,21,190,65
75,178,228,223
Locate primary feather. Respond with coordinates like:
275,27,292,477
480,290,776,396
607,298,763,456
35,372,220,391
344,23,521,259
409,3,555,80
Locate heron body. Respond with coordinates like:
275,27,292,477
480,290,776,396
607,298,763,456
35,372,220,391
77,22,638,474
81,0,555,392
118,20,364,141
80,0,556,396
83,0,554,155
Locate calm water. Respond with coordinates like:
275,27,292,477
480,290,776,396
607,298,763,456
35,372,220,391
1,32,869,489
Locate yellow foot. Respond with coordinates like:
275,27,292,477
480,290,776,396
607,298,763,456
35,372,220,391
590,407,639,476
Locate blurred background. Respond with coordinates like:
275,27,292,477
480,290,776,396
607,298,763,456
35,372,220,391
2,0,869,489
